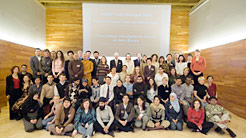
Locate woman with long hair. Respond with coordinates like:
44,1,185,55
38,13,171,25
52,50,65,83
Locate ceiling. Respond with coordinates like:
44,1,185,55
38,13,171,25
38,0,204,11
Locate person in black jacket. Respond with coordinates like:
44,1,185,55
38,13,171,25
91,51,100,77
110,52,123,73
54,74,69,101
19,64,33,83
64,50,74,81
6,66,23,120
114,79,126,109
22,91,43,132
133,76,147,104
77,78,92,110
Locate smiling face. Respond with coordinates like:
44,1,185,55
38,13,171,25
137,97,144,106
63,100,71,108
194,101,201,110
153,97,160,106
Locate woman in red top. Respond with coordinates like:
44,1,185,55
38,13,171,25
187,99,214,135
205,75,217,97
190,49,206,84
6,66,23,120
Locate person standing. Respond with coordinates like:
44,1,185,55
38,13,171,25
64,51,74,81
68,53,84,82
91,51,100,77
110,52,123,73
82,54,94,86
6,66,22,120
52,50,65,83
40,49,52,84
30,48,42,79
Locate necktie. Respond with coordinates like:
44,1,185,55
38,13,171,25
106,86,110,101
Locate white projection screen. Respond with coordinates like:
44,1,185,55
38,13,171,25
83,3,171,57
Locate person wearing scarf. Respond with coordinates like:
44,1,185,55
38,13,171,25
48,97,75,136
147,96,170,130
22,91,43,132
165,93,183,131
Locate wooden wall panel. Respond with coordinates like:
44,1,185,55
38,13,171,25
46,8,83,54
189,40,246,119
0,40,35,109
170,10,189,54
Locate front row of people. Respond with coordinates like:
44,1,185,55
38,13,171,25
22,91,237,138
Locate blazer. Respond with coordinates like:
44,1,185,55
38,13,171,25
110,59,123,73
91,58,100,77
134,59,142,67
55,105,75,128
6,75,22,96
30,56,42,77
115,103,135,122
144,65,155,80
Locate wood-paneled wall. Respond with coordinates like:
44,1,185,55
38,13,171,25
170,10,189,53
46,8,189,54
192,40,246,119
46,8,83,54
0,40,35,109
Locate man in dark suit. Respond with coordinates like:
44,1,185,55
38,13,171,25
92,51,100,77
30,48,42,79
133,53,142,67
166,54,175,68
110,52,122,73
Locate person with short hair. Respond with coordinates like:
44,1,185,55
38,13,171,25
94,97,115,137
82,54,94,86
29,77,43,97
205,75,217,99
144,58,155,82
54,74,69,101
124,53,134,75
30,48,42,78
68,53,84,82
194,76,208,108
166,54,175,68
181,75,194,107
110,52,123,73
91,51,100,77
100,76,115,110
65,77,81,109
107,67,119,87
133,76,147,103
114,79,126,109
64,50,74,81
72,99,96,138
40,74,56,115
39,49,52,84
158,77,171,105
90,77,101,108
49,98,75,136
187,99,214,135
119,65,128,83
140,55,147,74
147,96,170,130
134,53,142,67
123,75,134,104
190,49,206,84
19,64,33,83
115,95,135,132
206,97,236,137
155,66,169,87
79,78,92,105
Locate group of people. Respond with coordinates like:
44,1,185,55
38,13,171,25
5,48,236,138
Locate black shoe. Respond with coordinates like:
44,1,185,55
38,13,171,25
215,127,225,135
226,128,237,138
129,127,134,132
64,132,72,136
50,132,54,135
191,129,199,132
108,131,115,137
164,127,169,130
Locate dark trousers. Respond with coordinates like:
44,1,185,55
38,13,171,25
187,121,214,134
114,119,133,132
41,74,48,85
94,121,115,134
9,89,22,119
43,97,52,116
192,71,203,85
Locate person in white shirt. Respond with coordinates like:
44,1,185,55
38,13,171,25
175,55,187,76
124,53,134,75
155,66,169,87
107,67,119,87
100,76,114,110
147,78,158,103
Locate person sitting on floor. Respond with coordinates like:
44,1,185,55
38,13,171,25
94,97,115,137
147,95,170,130
187,99,214,135
206,96,236,138
115,94,135,132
